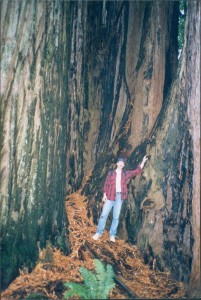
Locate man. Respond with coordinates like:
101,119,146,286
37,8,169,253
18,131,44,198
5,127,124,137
92,155,148,242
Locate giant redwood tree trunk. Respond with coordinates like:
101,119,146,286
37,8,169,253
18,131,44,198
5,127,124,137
82,0,178,165
122,2,200,294
0,0,72,289
82,0,200,296
1,0,200,296
185,2,200,296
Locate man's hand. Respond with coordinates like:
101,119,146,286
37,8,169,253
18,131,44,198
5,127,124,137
102,193,107,202
140,155,148,169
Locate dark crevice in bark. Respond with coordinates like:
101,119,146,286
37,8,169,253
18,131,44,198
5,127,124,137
163,1,179,100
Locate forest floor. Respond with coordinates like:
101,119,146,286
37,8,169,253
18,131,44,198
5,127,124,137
2,184,186,300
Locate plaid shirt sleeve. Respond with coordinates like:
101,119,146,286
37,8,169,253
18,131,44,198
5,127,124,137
103,171,116,200
125,165,142,180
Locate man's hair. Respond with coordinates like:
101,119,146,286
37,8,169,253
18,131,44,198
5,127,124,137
117,157,126,163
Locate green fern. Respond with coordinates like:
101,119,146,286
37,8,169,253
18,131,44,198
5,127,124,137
94,259,115,298
63,282,89,299
79,266,98,299
63,259,115,299
101,264,116,298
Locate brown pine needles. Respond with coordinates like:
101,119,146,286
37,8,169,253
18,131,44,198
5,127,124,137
2,182,186,299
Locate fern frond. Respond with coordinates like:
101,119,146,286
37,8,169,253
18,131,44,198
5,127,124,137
106,264,115,285
101,264,115,298
79,266,98,299
63,259,116,300
94,260,115,299
94,259,108,298
63,282,89,299
100,282,116,299
94,259,106,282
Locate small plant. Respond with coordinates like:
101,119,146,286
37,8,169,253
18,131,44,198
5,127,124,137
63,259,115,299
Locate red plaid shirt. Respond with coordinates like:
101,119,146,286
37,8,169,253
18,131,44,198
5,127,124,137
103,166,142,200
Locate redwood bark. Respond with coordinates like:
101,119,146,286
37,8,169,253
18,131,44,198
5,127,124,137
185,1,200,297
0,0,71,288
1,0,199,296
119,0,200,293
82,0,200,295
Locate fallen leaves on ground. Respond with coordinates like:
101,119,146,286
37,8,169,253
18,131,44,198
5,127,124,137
2,185,186,299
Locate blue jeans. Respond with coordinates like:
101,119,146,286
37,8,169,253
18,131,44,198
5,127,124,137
96,194,123,237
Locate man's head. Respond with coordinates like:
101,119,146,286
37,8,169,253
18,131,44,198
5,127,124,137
116,157,126,168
